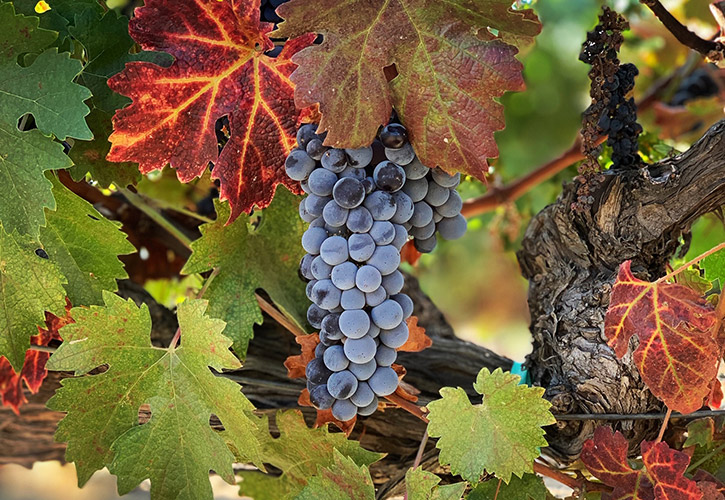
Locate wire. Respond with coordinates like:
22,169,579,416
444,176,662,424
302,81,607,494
554,409,725,421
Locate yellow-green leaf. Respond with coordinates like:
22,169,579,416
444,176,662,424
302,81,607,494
427,368,554,483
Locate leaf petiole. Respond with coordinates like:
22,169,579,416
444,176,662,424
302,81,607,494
656,241,725,283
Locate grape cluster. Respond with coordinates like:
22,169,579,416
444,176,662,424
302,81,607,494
597,63,642,169
670,66,719,106
578,6,643,175
286,122,466,421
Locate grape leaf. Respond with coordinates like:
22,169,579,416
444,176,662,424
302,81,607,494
0,301,71,413
273,0,541,179
605,260,720,414
399,316,432,352
284,333,320,379
0,1,56,61
693,470,725,499
65,9,169,187
0,225,67,371
581,426,701,500
182,189,308,357
686,419,716,448
0,3,74,237
709,379,724,410
238,473,294,500
426,368,554,483
0,122,72,237
68,109,142,188
467,474,547,500
39,175,135,305
405,467,466,500
688,420,725,480
702,250,725,284
70,9,172,114
107,0,317,222
0,47,92,141
294,449,376,500
238,410,383,499
46,294,266,498
11,0,103,44
674,267,714,296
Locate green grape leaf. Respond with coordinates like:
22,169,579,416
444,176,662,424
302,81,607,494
0,47,92,140
67,109,142,188
11,0,103,44
702,248,725,284
686,418,725,479
294,449,376,500
238,473,294,500
685,418,716,449
182,188,308,357
427,368,555,483
0,121,71,237
39,175,135,305
47,294,266,499
239,410,383,499
0,224,67,371
467,474,547,500
0,2,57,61
673,267,713,296
406,467,466,500
70,9,172,114
64,9,169,187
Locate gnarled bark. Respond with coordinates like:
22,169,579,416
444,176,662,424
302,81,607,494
518,119,725,462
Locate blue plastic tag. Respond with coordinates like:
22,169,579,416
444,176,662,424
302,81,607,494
511,361,531,386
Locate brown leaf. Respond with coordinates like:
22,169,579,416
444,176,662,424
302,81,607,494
400,240,421,266
398,316,432,352
284,333,319,379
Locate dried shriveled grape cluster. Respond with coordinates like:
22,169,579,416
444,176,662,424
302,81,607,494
285,122,466,421
579,6,642,175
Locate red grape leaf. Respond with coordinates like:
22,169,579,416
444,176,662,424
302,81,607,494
581,426,702,500
605,261,720,414
390,364,419,403
709,378,724,410
107,0,316,222
693,471,725,500
273,0,541,179
400,240,422,266
0,299,72,413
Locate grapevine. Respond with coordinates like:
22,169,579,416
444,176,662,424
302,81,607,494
1,0,725,499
